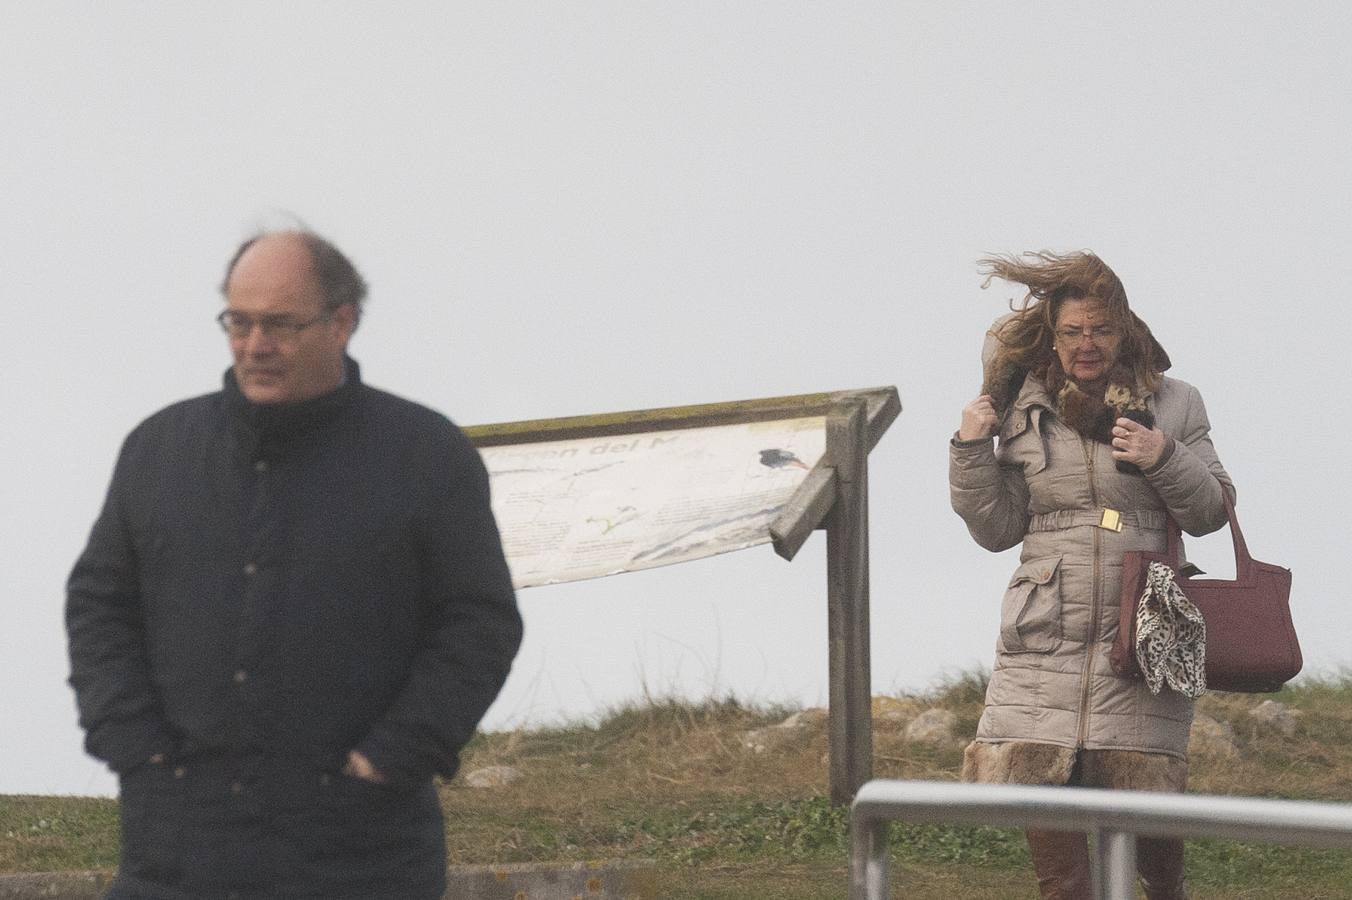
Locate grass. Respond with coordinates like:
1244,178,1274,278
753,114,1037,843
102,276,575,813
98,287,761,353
5,674,1352,898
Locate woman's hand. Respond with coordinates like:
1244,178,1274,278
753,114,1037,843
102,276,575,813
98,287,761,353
959,394,1000,442
1111,417,1166,470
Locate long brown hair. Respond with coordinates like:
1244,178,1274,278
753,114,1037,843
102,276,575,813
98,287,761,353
977,250,1170,411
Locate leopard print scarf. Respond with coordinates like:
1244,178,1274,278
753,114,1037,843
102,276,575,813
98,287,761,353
1135,561,1207,697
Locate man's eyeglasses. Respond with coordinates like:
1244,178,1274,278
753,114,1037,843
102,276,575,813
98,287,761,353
1056,325,1119,345
216,310,331,340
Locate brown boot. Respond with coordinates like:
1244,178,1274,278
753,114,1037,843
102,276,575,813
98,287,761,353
1137,837,1187,899
1025,829,1092,900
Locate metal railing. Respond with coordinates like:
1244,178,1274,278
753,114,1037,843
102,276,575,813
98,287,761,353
849,779,1352,899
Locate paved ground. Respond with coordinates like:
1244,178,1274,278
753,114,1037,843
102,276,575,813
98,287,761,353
0,860,658,899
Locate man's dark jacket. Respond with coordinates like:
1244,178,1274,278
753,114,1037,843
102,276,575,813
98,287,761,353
67,359,522,899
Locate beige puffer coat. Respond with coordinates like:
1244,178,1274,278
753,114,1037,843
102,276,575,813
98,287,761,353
950,371,1233,762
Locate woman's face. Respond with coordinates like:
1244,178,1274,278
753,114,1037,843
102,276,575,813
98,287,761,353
1054,297,1121,386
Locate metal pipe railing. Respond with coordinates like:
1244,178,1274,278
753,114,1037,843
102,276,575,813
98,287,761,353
849,779,1352,899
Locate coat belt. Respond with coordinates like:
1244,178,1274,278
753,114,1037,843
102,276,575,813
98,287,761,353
1026,508,1167,533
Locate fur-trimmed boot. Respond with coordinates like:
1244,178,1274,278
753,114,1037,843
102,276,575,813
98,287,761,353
1025,829,1091,900
1137,837,1187,899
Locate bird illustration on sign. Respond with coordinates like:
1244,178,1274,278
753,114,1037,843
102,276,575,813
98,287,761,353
759,448,809,470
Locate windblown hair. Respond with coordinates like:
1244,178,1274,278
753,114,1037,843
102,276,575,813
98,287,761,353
977,250,1170,413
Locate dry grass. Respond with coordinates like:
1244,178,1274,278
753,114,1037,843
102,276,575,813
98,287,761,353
1190,676,1352,799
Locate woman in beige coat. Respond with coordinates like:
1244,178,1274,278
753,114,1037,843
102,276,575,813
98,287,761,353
949,251,1233,900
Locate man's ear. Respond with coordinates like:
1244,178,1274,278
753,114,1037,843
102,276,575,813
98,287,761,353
332,302,358,343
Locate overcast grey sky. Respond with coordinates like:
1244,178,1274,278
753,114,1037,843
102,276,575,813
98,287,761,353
4,3,1350,797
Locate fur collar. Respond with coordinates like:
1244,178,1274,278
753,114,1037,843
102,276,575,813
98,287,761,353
1011,362,1157,451
1045,359,1152,445
1044,361,1157,476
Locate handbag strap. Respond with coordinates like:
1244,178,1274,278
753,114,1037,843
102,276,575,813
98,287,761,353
1165,491,1250,578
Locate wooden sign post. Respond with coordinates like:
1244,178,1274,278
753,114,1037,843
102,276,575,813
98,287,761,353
771,391,898,804
826,399,872,806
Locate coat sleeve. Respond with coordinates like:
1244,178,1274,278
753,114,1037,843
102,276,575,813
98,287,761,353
949,434,1030,553
355,425,522,785
1143,382,1234,536
66,431,178,774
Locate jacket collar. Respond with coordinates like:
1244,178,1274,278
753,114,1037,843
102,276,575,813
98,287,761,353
1008,371,1157,417
223,356,362,445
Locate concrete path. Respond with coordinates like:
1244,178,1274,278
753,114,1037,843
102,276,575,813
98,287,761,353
0,860,658,899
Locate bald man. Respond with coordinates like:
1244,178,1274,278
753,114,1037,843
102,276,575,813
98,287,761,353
67,229,522,899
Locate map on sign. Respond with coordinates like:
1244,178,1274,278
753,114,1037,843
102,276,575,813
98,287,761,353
480,417,826,588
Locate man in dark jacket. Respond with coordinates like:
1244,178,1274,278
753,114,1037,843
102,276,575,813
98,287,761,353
66,229,523,899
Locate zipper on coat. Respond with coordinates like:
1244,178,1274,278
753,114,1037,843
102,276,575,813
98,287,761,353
1076,438,1102,749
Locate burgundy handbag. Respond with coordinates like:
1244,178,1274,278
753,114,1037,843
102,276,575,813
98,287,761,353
1110,494,1301,693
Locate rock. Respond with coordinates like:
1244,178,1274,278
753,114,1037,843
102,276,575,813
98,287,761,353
463,765,522,788
738,726,798,754
1249,699,1299,737
1189,714,1240,758
739,708,826,752
777,708,827,729
873,696,925,725
904,708,958,746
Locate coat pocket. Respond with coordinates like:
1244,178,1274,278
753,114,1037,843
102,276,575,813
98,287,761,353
999,556,1063,653
118,761,187,883
291,773,442,879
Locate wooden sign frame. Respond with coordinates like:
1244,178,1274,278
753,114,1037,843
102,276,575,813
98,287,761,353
467,386,902,804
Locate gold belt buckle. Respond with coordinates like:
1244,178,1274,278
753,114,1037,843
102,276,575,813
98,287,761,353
1098,508,1124,532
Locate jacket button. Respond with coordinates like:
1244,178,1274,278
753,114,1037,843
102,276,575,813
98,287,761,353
173,766,186,779
230,781,245,796
254,460,268,473
233,669,248,684
320,773,332,787
242,562,257,576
